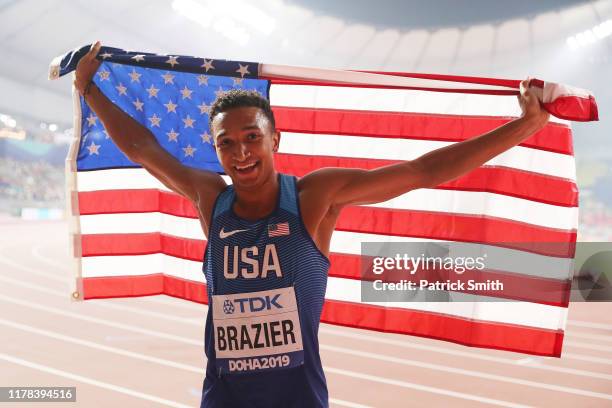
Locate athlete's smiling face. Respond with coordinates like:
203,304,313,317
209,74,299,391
212,106,280,189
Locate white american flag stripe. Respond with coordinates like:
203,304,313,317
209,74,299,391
76,170,576,230
269,84,569,125
278,132,576,181
78,213,571,280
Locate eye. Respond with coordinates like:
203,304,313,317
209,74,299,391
247,132,259,140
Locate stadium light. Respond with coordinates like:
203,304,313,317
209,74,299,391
567,19,612,50
49,124,58,132
0,113,16,128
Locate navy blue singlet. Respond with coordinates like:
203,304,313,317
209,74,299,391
201,174,330,408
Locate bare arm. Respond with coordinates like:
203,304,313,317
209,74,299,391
74,42,226,225
304,80,550,209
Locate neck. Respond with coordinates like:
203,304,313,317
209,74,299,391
233,171,279,220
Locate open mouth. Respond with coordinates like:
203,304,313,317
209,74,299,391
234,161,258,174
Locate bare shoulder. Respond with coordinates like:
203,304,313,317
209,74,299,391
297,167,360,197
189,168,227,207
186,168,227,231
192,169,227,197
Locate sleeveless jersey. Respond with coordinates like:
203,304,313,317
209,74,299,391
201,174,330,408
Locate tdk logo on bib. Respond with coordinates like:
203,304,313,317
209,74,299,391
222,295,283,315
228,294,283,314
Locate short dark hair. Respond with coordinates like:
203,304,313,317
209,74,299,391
209,89,276,130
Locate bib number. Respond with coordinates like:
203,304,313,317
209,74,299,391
212,287,304,374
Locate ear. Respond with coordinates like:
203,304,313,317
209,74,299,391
272,130,281,153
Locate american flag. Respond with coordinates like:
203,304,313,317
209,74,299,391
268,222,290,237
50,45,597,357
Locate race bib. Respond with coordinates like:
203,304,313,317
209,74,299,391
212,287,304,374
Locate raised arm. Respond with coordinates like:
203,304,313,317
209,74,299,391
303,80,550,210
74,42,226,228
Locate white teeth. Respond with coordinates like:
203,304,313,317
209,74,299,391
235,162,256,170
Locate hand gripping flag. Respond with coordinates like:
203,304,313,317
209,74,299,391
49,45,598,357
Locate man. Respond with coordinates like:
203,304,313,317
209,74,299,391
75,41,550,407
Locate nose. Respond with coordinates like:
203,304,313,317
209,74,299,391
234,143,250,162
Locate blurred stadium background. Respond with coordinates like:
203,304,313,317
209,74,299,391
1,0,611,238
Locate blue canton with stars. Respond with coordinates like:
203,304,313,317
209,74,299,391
61,46,268,172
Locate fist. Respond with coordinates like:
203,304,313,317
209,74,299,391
75,41,102,94
517,78,550,129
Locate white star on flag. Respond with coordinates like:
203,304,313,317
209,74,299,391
200,132,212,144
86,141,100,155
146,84,159,98
182,115,195,128
132,98,144,111
86,114,97,126
100,52,113,60
148,113,161,127
131,54,145,62
232,77,243,86
166,56,179,67
161,73,175,84
182,144,196,157
166,129,179,142
236,63,250,78
115,83,128,96
180,86,193,99
197,75,209,86
128,70,141,83
215,87,226,98
197,102,211,115
201,59,215,72
164,100,178,113
97,70,110,81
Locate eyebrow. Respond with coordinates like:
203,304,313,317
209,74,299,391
215,124,260,139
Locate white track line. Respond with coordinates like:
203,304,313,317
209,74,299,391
563,353,612,365
318,327,612,379
0,317,201,373
568,320,612,331
564,340,612,353
0,293,515,406
0,354,191,408
1,271,610,382
321,344,612,400
2,288,612,400
329,399,373,408
31,244,73,272
0,316,369,408
0,251,69,283
0,293,202,346
567,332,612,343
324,367,531,408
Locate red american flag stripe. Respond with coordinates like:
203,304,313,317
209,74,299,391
272,107,574,155
77,190,576,249
81,275,563,356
